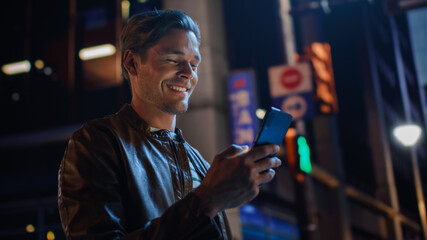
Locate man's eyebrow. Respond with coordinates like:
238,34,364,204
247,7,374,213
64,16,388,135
166,50,201,61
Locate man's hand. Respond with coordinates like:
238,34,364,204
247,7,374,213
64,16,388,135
193,144,281,218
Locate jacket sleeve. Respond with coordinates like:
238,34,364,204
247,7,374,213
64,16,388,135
58,123,223,240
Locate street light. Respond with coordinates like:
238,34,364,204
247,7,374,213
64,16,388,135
393,124,422,147
255,108,266,120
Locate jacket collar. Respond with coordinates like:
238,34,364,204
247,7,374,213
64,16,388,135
117,104,186,143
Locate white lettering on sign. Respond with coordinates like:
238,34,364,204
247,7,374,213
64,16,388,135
281,68,302,89
238,109,253,125
229,90,250,115
229,89,254,146
234,128,254,145
285,75,299,84
281,95,307,120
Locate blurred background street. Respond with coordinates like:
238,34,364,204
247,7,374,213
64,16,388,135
1,0,427,239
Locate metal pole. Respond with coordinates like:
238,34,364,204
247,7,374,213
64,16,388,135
277,3,318,236
294,175,317,240
389,16,427,240
278,0,296,65
278,1,351,239
362,6,403,239
363,6,403,240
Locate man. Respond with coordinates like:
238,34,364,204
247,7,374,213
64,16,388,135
58,10,281,239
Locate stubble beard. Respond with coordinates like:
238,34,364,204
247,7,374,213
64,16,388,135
160,101,188,115
139,73,191,115
144,88,189,115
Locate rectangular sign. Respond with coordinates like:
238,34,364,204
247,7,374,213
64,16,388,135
271,92,315,120
268,62,313,97
228,70,258,147
268,62,314,120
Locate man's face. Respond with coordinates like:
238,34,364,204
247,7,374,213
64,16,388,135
132,29,201,115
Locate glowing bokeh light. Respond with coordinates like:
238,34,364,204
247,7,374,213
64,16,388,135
35,59,45,69
79,44,116,61
47,231,55,240
25,224,35,233
255,108,266,120
2,60,31,75
11,92,20,101
393,124,422,147
121,0,130,21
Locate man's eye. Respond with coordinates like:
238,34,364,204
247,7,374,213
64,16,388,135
191,64,198,70
166,59,178,63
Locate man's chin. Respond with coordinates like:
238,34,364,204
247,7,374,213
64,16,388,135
167,109,187,115
161,103,188,115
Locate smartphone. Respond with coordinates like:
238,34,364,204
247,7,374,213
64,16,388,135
253,107,293,150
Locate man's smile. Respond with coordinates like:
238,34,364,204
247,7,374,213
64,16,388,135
166,84,190,93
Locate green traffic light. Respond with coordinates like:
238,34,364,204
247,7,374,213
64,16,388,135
297,136,312,174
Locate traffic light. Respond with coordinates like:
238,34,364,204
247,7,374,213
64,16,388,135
285,128,312,182
297,136,312,174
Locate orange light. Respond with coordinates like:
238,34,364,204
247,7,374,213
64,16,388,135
25,224,35,233
47,231,55,240
309,42,339,114
35,59,45,69
285,128,305,182
285,129,297,172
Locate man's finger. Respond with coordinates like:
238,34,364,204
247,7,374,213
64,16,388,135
257,169,276,185
255,157,282,172
248,144,279,161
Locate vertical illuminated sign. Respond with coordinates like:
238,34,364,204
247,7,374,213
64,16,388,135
228,71,258,147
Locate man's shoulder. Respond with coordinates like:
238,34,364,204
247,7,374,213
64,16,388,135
71,106,134,140
70,117,116,143
86,111,123,129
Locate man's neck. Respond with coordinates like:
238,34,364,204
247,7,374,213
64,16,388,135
130,100,176,131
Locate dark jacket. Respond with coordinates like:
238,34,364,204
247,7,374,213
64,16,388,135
58,105,232,239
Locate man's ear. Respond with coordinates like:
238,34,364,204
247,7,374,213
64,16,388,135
123,49,138,77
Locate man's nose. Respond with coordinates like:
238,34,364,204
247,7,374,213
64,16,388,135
178,62,195,80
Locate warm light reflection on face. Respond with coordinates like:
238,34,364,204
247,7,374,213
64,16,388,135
131,29,201,115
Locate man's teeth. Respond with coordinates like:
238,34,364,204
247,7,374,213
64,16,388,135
168,85,187,92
